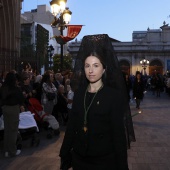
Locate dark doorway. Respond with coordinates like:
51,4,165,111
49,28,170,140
149,60,163,75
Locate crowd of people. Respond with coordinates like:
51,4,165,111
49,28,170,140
1,33,170,169
0,34,135,170
123,71,170,114
0,69,74,158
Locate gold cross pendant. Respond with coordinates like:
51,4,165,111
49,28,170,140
83,126,88,133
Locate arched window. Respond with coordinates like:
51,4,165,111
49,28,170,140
149,59,163,75
150,60,162,66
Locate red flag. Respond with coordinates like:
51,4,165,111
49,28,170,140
55,25,83,44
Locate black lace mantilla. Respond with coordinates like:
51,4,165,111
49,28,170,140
71,34,136,148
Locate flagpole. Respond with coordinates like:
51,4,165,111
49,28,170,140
60,14,64,71
50,0,72,71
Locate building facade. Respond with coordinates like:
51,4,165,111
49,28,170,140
0,0,22,72
21,15,57,74
21,4,68,55
68,22,170,76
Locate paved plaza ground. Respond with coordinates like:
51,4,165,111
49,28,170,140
0,90,170,170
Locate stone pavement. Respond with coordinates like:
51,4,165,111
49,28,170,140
128,91,170,170
0,91,170,170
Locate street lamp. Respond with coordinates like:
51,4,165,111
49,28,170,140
50,0,72,71
140,58,149,75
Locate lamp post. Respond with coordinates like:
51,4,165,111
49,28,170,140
140,58,149,75
50,0,72,71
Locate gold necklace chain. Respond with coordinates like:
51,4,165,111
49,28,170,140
83,83,104,132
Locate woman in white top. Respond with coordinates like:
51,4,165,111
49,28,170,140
41,70,57,115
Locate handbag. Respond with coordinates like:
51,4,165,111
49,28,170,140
46,92,55,101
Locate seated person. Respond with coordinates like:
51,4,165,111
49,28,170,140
27,98,60,138
19,105,39,132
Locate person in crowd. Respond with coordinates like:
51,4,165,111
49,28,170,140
142,74,148,91
32,74,43,102
20,72,33,108
133,71,145,110
66,81,76,116
41,70,57,116
61,70,70,88
15,72,22,88
155,73,163,97
162,74,167,93
64,78,71,95
0,71,24,157
150,74,157,95
59,34,133,170
146,76,151,90
0,71,8,87
53,72,63,89
52,72,64,118
55,84,68,125
123,72,132,102
166,73,170,95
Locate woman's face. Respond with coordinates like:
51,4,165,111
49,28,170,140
24,77,30,85
58,85,65,94
84,56,105,83
50,73,54,82
137,74,141,79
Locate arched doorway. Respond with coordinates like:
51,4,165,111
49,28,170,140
149,59,163,75
119,60,130,75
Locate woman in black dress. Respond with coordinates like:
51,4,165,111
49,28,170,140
133,72,145,110
59,34,135,170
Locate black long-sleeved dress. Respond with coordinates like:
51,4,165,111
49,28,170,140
60,85,129,170
133,80,144,100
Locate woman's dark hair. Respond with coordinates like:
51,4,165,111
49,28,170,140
135,71,141,76
15,73,22,82
84,51,106,69
41,70,53,86
42,74,50,83
3,72,16,87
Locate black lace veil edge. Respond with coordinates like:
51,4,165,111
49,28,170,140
71,34,136,148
